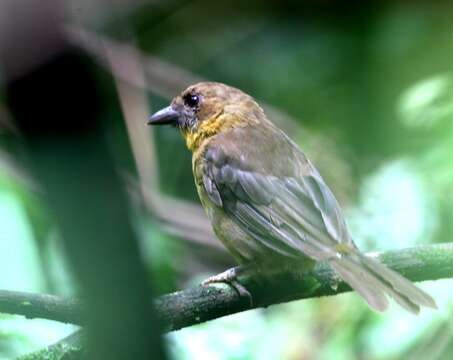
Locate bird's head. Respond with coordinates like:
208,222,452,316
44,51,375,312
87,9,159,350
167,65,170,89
148,82,264,151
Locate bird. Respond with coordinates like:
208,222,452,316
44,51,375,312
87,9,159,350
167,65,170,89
147,81,436,314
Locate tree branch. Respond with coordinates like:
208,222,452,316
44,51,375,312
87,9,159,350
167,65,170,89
17,330,85,360
1,244,452,335
0,291,82,325
157,243,453,331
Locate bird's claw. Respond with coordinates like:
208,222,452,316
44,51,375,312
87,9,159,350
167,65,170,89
202,267,238,285
202,267,254,307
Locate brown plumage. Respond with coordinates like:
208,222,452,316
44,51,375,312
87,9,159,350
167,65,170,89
148,82,436,314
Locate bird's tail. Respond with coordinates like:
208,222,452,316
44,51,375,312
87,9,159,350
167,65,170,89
329,251,437,314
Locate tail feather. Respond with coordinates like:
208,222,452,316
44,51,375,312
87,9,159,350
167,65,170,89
338,254,423,314
329,252,437,314
361,256,437,309
331,261,389,312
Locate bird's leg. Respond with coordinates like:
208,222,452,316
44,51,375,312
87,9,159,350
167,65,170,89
202,265,254,307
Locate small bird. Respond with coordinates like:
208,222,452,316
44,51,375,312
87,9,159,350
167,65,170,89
148,82,436,313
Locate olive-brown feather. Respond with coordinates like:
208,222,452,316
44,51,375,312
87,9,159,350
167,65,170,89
148,81,437,314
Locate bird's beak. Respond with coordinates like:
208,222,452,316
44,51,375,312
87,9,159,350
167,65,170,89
147,106,180,126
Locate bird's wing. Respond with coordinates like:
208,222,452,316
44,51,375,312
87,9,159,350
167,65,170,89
201,135,436,313
199,126,436,313
200,133,353,262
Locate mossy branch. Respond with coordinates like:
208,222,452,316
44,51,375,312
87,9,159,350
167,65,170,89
17,330,85,360
0,291,82,325
1,244,452,334
157,243,452,331
0,243,453,359
9,243,453,359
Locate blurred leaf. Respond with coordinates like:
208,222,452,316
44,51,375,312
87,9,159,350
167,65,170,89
399,74,453,129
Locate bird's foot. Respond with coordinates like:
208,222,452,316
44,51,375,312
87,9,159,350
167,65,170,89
202,267,239,284
202,266,254,307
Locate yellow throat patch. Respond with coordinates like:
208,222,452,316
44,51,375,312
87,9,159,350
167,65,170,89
183,113,243,152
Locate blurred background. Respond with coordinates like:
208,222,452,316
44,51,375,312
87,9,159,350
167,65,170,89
1,0,453,359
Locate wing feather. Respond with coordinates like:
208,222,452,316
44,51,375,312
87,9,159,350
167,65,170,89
202,150,348,263
198,137,436,313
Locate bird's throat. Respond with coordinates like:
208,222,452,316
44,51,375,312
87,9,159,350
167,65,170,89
183,113,241,152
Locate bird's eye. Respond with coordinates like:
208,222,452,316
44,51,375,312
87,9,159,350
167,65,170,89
183,93,200,108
